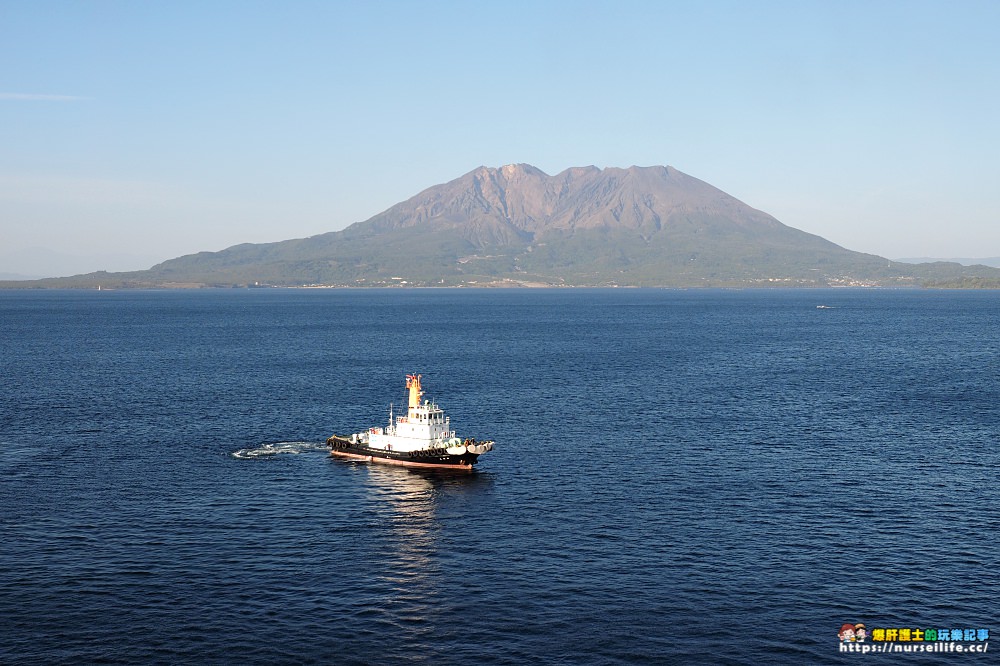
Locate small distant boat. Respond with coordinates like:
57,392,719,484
327,374,494,471
816,305,834,309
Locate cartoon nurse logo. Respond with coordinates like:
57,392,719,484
839,623,856,643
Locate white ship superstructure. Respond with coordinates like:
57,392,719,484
365,375,467,453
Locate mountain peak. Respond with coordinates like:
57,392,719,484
499,163,545,177
351,163,795,244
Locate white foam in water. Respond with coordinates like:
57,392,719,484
232,441,327,459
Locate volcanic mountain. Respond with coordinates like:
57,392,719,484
12,164,1000,288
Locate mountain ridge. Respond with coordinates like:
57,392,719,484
6,164,1000,288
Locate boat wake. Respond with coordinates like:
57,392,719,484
231,441,328,459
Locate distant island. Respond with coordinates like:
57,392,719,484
897,257,1000,269
5,164,1000,289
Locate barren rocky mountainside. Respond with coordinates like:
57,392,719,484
9,164,1000,288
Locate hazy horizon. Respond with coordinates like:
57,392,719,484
3,2,999,276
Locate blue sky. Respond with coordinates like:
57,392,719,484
2,0,999,276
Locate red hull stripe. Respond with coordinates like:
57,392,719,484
329,449,473,470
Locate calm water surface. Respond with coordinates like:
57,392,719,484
1,289,997,664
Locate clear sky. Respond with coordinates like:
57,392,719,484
2,0,999,276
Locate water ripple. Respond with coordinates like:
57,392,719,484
2,289,998,664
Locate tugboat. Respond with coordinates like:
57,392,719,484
327,374,494,470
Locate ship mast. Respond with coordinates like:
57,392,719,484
406,374,423,413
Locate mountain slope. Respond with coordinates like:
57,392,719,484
9,164,1000,288
148,163,879,286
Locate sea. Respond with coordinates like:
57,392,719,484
1,288,997,665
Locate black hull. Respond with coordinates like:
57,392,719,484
326,436,480,470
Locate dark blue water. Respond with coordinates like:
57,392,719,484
1,289,997,664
